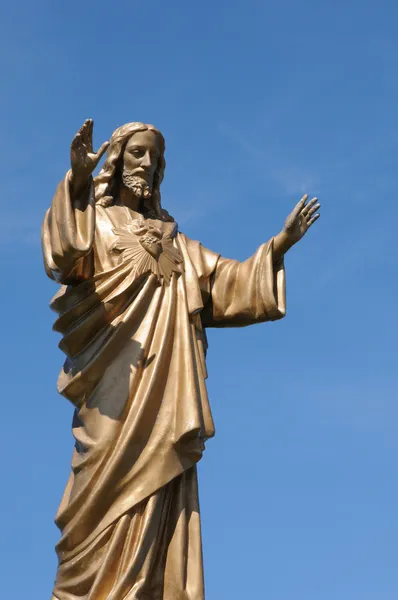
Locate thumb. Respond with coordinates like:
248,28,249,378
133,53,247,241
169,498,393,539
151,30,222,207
96,141,110,160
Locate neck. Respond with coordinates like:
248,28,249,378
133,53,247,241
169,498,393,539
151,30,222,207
117,184,141,211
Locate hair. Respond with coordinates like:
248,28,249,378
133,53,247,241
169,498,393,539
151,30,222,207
94,122,172,221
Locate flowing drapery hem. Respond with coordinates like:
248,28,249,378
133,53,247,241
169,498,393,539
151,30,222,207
52,468,204,600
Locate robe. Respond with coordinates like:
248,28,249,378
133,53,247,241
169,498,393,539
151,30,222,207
42,171,286,600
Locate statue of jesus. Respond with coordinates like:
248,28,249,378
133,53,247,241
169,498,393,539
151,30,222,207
42,119,320,600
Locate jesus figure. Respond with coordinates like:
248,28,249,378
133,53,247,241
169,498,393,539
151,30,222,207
42,119,320,600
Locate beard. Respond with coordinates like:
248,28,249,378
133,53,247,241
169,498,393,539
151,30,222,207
122,166,152,199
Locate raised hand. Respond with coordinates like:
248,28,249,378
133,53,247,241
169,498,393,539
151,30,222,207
272,194,321,262
70,119,109,195
283,194,320,244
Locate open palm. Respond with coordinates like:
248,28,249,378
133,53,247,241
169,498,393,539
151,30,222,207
70,119,109,193
284,194,320,243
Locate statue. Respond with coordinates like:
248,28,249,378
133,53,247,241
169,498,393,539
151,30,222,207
42,119,320,600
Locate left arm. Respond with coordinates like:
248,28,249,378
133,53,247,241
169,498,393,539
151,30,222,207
201,240,286,327
201,194,320,328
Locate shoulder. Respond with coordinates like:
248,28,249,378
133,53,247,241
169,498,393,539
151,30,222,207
177,233,220,279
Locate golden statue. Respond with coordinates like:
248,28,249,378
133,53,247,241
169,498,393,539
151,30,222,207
42,119,320,600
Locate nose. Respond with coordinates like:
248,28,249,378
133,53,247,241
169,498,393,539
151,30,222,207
141,151,152,169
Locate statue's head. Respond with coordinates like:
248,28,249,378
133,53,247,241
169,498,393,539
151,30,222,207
94,122,170,220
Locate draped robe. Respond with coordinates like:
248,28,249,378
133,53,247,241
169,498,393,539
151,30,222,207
42,172,286,600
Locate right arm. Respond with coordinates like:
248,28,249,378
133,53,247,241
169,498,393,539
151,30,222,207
41,119,109,284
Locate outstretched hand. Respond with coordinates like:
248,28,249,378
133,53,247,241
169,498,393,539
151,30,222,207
70,119,109,195
272,194,321,262
283,194,320,244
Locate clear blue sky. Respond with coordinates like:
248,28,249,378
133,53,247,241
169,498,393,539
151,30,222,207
1,1,397,598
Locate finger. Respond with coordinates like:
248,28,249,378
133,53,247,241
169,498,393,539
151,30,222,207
298,193,309,208
302,197,318,215
307,214,320,227
71,132,82,148
78,119,91,136
290,194,309,220
83,119,94,148
306,203,321,219
88,119,94,140
96,141,110,160
78,119,90,144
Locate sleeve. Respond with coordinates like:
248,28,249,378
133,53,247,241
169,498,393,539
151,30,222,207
201,239,286,328
41,170,95,284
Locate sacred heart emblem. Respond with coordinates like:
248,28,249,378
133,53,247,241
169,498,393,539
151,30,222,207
111,221,183,284
139,231,162,260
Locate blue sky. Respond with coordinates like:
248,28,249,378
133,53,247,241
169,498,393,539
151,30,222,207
1,1,397,598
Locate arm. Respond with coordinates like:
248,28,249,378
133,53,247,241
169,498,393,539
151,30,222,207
202,194,320,328
41,119,109,284
201,240,286,327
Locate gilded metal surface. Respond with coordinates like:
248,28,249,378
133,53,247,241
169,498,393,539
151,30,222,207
42,120,320,600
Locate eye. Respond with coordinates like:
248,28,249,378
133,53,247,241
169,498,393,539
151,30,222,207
131,148,144,157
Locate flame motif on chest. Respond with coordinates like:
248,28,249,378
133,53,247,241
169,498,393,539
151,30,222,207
111,219,183,284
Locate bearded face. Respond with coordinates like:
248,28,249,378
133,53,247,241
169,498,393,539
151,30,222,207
121,130,161,200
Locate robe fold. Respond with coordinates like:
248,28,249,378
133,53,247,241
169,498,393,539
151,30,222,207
42,172,286,600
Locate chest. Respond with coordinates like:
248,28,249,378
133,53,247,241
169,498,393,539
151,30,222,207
93,206,183,283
